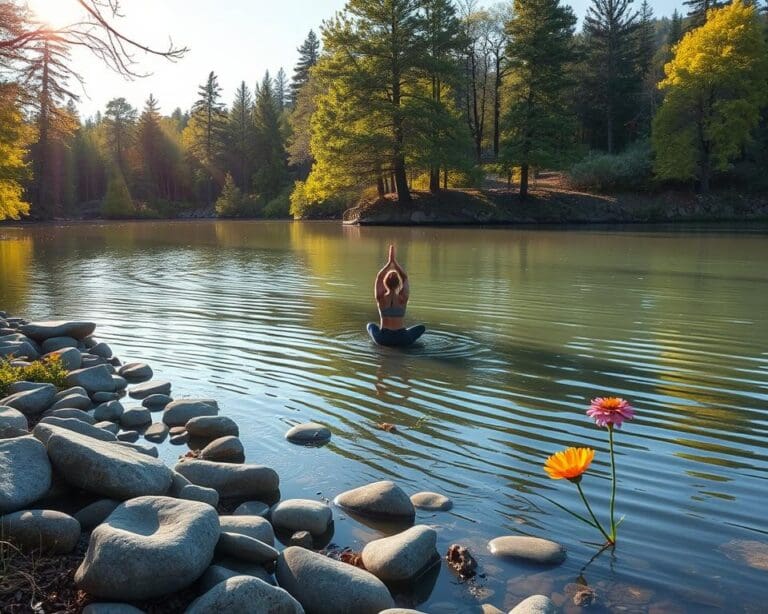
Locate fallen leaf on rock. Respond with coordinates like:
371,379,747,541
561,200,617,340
376,422,398,432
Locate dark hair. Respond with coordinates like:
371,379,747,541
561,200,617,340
384,270,401,291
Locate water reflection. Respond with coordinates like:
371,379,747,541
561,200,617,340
1,220,767,612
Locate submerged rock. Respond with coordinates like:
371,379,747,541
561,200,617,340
0,436,52,513
361,525,439,582
509,595,556,614
334,480,415,519
75,496,220,600
410,491,453,511
285,422,331,445
488,536,566,565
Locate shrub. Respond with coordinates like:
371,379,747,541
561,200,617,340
262,187,292,218
215,173,262,217
289,181,349,219
569,142,653,192
101,167,135,218
0,355,68,397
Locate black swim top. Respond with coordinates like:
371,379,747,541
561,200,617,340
380,304,406,317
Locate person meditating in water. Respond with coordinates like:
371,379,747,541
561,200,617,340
367,244,425,347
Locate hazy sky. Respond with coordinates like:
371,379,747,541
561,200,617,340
26,0,686,119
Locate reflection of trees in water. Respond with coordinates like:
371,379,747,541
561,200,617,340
0,234,32,313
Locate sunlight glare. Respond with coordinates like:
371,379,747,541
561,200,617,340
26,0,84,29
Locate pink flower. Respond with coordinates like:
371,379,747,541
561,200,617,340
587,397,635,429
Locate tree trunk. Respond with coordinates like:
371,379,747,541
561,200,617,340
443,166,448,190
520,163,529,200
376,174,385,197
391,71,411,203
493,55,502,158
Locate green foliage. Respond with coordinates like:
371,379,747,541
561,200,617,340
262,187,292,218
289,180,349,219
215,173,261,217
101,165,135,218
253,72,288,199
0,355,68,397
570,142,653,192
652,0,768,192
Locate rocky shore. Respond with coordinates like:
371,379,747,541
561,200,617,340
0,312,563,614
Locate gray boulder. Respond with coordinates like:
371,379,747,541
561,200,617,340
118,362,153,382
65,365,116,393
0,436,52,513
174,459,278,499
119,406,151,428
74,499,121,530
54,386,88,401
0,340,39,360
128,380,171,400
41,336,78,353
487,536,566,565
197,565,274,593
48,393,92,411
217,532,279,564
234,501,270,517
186,415,239,438
178,484,219,507
116,430,139,442
46,429,173,499
334,480,415,518
162,398,218,426
509,595,556,614
0,405,28,434
45,347,82,370
75,496,220,600
144,422,168,443
270,499,333,536
0,384,56,416
285,422,331,445
92,391,120,403
111,375,128,391
219,515,275,545
89,342,113,359
361,525,438,581
275,546,394,614
35,418,117,444
0,509,80,553
115,441,159,457
199,435,245,463
141,393,173,410
410,491,453,511
94,400,124,422
43,408,95,423
95,421,120,434
20,320,96,341
188,576,303,614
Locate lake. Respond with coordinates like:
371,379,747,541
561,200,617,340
1,220,767,613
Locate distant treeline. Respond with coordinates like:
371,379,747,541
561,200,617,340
1,0,767,221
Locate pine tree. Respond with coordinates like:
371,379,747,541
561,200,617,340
103,97,138,174
502,0,577,199
684,0,723,28
288,71,322,179
668,9,684,46
274,68,288,110
253,72,287,199
101,164,135,218
190,71,227,206
136,94,165,200
290,30,320,106
583,0,641,153
0,84,32,220
653,0,768,192
635,0,657,135
226,82,256,191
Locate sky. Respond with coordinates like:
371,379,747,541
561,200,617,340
26,0,687,120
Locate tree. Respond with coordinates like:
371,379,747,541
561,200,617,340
274,68,288,110
668,9,684,47
0,84,33,220
253,72,287,199
653,0,768,192
635,0,657,135
459,1,492,161
189,71,227,205
103,97,137,173
136,94,168,200
101,164,134,218
684,0,723,29
501,0,577,199
487,3,512,159
288,71,322,179
583,0,641,153
290,30,320,106
224,82,256,191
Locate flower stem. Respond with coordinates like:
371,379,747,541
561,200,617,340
608,425,617,543
576,481,613,545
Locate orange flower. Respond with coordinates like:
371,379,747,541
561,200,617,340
544,447,595,482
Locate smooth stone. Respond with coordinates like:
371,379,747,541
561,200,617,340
270,499,333,536
0,384,56,415
20,320,96,341
0,509,81,553
509,595,556,614
92,391,120,403
219,515,275,545
488,536,566,565
35,418,117,444
89,341,113,359
178,483,219,507
187,575,303,614
49,393,92,411
199,435,245,463
0,405,28,432
94,400,124,422
169,425,187,435
410,491,453,511
379,610,428,614
285,422,331,445
65,365,117,394
174,460,279,499
54,386,88,401
197,564,274,593
43,407,95,423
118,362,153,381
0,436,52,513
95,421,120,434
81,353,109,368
361,525,438,582
186,415,239,438
162,398,218,426
288,531,313,548
116,429,140,442
115,441,159,457
0,340,39,359
170,432,189,444
74,499,121,530
128,380,171,400
41,336,78,353
144,422,168,442
82,604,145,614
141,393,173,409
119,407,151,428
234,501,270,517
75,496,220,600
46,346,82,370
217,531,279,564
275,546,394,614
6,380,48,394
111,374,128,390
334,480,415,518
47,428,173,499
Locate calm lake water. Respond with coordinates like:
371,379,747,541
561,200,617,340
1,220,767,613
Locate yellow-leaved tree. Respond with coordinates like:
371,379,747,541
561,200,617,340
0,84,33,220
652,0,768,193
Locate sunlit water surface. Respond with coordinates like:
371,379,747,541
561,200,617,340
1,221,767,613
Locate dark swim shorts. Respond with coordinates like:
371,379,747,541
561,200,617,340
367,323,426,347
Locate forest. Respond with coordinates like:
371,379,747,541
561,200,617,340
1,0,767,222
